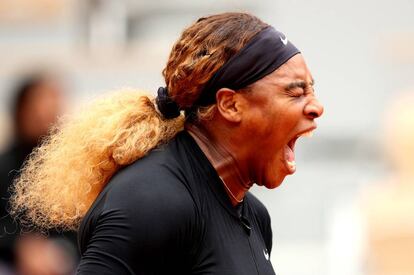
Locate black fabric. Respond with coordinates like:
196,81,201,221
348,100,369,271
193,26,300,107
77,131,275,275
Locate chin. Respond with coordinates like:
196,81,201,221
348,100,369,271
263,174,287,189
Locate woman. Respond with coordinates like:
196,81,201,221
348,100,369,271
11,12,323,274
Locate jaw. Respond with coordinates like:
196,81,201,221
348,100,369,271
253,151,289,189
256,128,316,189
262,167,288,189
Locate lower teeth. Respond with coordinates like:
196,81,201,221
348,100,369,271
287,160,296,169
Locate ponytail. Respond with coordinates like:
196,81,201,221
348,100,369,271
10,90,183,231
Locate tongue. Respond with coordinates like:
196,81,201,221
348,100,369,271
284,145,295,162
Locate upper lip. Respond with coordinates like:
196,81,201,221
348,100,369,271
288,125,317,150
295,125,317,138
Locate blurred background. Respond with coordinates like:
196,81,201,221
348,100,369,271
0,0,413,274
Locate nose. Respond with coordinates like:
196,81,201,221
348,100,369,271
304,97,324,119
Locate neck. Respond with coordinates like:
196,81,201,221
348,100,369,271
186,123,252,206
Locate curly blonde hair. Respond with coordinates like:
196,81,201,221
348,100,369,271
10,91,183,230
10,12,268,230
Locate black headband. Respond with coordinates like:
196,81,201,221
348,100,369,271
194,26,300,107
156,26,300,118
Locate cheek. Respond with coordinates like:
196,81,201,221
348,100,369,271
258,108,290,148
255,108,301,186
273,104,303,137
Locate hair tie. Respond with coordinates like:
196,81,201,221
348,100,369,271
156,87,180,119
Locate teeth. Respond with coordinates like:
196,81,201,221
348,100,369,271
301,130,314,138
286,160,296,169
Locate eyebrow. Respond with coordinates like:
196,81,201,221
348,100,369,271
286,79,315,90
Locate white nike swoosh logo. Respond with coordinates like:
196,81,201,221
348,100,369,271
280,36,288,45
263,249,270,261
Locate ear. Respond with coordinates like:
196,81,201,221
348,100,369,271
215,88,244,123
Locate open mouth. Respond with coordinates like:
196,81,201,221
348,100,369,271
284,129,315,174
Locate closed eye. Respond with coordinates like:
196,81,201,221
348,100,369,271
286,79,315,97
286,81,306,97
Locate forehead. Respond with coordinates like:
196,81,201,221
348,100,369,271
258,54,312,85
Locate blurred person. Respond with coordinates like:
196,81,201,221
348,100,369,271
15,234,77,275
10,13,323,274
328,92,414,275
0,73,78,274
360,91,414,275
